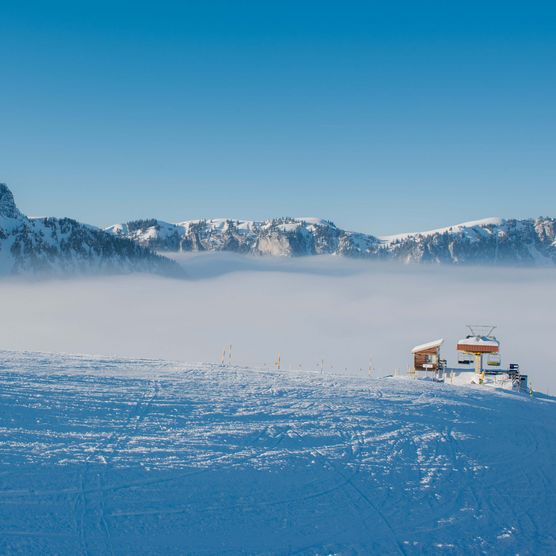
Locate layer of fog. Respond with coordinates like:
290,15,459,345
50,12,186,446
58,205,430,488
2,253,555,392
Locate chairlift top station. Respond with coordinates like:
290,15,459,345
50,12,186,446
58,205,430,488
411,325,528,391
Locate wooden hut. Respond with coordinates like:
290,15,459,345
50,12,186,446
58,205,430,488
411,339,444,371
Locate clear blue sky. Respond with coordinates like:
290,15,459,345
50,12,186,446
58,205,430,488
0,1,554,234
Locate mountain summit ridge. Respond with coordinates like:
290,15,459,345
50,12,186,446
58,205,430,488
3,179,554,271
107,215,556,265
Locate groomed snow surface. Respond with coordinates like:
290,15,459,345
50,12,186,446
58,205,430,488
1,351,555,555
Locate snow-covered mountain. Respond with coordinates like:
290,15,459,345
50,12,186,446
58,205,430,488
107,215,556,265
381,217,556,264
106,217,379,257
0,184,183,277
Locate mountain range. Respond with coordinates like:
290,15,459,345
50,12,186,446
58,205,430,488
107,215,556,265
0,184,183,277
2,182,555,276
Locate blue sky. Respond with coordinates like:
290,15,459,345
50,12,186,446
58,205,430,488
0,1,554,234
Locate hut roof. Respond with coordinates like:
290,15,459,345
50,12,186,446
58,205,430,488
457,336,500,352
412,339,444,354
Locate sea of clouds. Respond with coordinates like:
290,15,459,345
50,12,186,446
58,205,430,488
2,253,555,392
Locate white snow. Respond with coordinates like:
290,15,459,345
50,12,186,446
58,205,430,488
381,217,504,242
275,222,300,232
295,217,329,225
0,349,555,554
458,336,500,349
412,339,444,353
442,369,518,390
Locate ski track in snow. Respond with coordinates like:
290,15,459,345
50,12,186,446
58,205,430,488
0,350,555,555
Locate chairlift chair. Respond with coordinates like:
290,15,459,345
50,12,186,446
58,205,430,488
487,353,501,367
458,353,473,365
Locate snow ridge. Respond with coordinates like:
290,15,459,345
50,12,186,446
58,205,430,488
380,217,505,242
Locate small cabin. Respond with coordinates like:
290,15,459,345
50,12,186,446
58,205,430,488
412,339,444,371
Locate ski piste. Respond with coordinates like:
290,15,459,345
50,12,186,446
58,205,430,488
1,350,554,554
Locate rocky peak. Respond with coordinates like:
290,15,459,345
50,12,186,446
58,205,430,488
0,183,184,277
0,183,24,220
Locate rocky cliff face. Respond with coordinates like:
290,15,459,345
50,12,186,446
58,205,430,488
0,184,183,277
107,217,380,258
107,215,556,265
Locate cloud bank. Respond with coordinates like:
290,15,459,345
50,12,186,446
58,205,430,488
2,254,555,392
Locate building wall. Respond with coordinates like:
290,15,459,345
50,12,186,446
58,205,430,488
413,348,440,371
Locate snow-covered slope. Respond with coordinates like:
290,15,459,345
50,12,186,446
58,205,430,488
381,217,505,242
1,350,554,554
0,184,183,277
107,215,556,265
381,217,556,264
